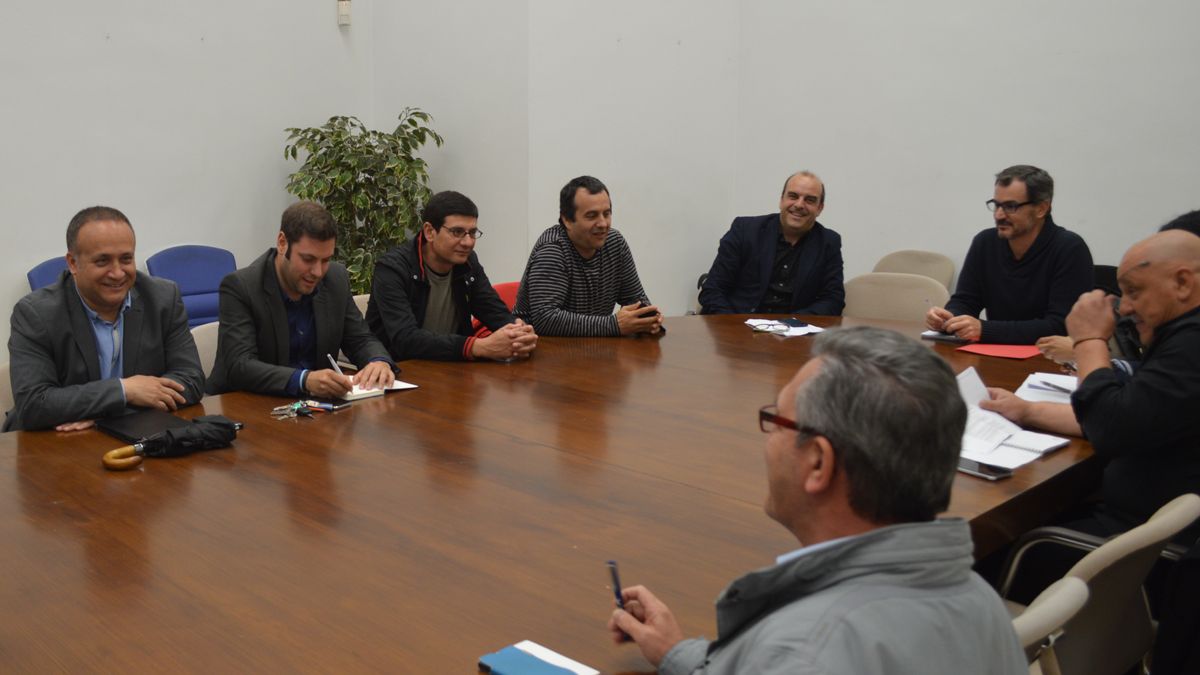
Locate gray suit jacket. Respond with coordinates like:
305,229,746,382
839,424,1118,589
207,249,392,395
5,271,205,431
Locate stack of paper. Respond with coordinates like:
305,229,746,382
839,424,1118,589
956,367,1070,469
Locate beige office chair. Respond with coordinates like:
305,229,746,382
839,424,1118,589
0,362,12,415
1012,577,1089,675
190,322,220,379
353,293,370,317
1000,493,1200,675
873,249,956,290
843,272,950,322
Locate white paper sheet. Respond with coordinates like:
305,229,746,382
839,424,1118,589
744,319,825,337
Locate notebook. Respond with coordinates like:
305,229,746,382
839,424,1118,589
339,378,418,401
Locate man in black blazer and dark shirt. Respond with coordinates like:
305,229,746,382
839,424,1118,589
208,202,395,397
699,171,844,315
926,165,1093,344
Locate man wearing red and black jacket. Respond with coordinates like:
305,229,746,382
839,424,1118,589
367,191,537,362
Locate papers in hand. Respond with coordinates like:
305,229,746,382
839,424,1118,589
340,378,418,401
745,319,825,337
956,367,1070,470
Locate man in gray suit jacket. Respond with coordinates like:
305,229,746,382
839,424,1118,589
6,206,205,432
207,201,395,397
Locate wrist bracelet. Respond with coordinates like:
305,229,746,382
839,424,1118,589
1072,336,1108,348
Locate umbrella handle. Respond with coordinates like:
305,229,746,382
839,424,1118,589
103,445,143,471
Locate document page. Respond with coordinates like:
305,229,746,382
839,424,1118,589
955,367,1061,468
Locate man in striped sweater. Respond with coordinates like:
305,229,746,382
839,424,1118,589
515,176,663,337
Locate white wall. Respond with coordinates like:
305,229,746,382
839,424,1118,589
3,0,1199,351
371,1,531,289
0,1,372,346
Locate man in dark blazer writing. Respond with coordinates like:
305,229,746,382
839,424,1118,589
699,171,845,315
6,206,204,431
208,201,395,397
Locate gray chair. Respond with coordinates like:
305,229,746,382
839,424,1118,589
1012,577,1089,675
1000,494,1200,675
873,249,956,290
353,293,370,318
190,322,220,379
843,272,949,322
0,362,12,416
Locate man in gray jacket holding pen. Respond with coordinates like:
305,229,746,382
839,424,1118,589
607,327,1026,674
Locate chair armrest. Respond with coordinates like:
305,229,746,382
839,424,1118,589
999,526,1109,599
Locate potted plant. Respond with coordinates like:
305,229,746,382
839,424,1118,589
283,108,444,293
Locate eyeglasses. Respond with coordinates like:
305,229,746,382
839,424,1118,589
758,404,821,437
985,199,1034,214
443,227,483,240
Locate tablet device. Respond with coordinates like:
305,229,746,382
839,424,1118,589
96,409,192,444
956,458,1013,481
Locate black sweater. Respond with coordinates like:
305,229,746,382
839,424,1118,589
945,217,1093,344
1072,305,1200,533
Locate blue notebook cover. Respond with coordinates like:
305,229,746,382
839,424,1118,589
478,645,575,674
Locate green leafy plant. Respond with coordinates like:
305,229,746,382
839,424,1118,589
284,108,444,293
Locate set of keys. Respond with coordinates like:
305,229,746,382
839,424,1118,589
270,400,351,419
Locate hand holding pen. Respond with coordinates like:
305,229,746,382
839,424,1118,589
300,355,353,397
606,561,686,669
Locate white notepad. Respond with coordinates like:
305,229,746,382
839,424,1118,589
340,379,418,401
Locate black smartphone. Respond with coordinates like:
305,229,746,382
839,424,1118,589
780,318,808,328
956,458,1013,481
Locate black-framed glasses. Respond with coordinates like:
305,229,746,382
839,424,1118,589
444,227,483,240
985,199,1033,214
759,404,821,437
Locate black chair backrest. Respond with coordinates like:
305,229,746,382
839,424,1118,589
1094,264,1120,296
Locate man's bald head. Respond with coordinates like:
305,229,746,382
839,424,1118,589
1120,230,1200,277
1116,230,1200,343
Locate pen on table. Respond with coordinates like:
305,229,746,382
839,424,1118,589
1037,379,1073,393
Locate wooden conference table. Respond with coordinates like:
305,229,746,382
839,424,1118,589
0,315,1098,673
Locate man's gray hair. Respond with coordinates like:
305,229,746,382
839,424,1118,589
995,164,1054,205
795,326,966,523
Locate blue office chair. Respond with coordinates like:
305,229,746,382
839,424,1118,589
146,245,236,327
27,257,68,291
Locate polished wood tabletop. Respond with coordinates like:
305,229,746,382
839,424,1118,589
0,315,1097,673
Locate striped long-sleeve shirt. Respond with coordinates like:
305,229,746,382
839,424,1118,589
514,224,650,337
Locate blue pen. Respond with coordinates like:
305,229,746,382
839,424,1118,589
607,560,624,609
608,560,631,642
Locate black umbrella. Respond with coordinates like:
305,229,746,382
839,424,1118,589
103,415,242,470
